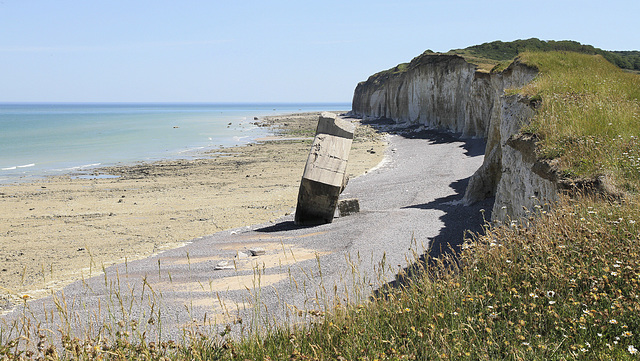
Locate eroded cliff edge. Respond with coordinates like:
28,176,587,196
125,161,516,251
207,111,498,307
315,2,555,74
351,53,557,222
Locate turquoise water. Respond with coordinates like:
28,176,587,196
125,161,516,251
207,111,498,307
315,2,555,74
0,103,350,183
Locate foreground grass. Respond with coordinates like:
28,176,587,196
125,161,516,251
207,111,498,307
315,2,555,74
2,51,640,360
209,195,639,360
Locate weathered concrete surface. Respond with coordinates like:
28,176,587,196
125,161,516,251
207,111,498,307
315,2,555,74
295,112,356,225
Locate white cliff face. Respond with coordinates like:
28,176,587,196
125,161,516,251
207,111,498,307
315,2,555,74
352,54,561,222
489,95,558,223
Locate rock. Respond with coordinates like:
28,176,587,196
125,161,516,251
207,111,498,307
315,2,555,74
214,261,235,270
248,247,266,256
236,250,252,259
337,198,360,217
294,112,356,225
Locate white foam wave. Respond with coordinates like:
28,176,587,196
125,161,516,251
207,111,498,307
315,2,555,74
56,163,102,171
177,146,206,154
2,163,35,171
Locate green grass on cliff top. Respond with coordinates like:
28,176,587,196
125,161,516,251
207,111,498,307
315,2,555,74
518,51,640,194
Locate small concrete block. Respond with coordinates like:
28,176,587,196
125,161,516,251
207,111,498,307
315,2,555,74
248,247,266,256
337,198,360,217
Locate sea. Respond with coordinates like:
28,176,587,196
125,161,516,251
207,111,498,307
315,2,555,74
0,103,350,184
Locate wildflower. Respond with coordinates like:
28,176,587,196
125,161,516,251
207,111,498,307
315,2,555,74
598,333,603,337
629,345,638,355
546,291,555,298
530,293,538,298
623,331,633,337
611,271,618,277
610,319,618,324
549,301,556,305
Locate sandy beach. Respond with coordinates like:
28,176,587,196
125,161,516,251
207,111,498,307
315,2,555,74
0,112,385,310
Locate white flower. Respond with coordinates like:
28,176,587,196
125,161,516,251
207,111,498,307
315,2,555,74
610,319,618,324
549,301,556,305
628,345,638,355
530,293,539,298
546,290,556,298
611,271,618,277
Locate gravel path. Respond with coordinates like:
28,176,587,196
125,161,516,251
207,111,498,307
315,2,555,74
2,121,493,345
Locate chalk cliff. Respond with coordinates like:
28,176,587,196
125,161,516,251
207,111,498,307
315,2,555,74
351,53,558,222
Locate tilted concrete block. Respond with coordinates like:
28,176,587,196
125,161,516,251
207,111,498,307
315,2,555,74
295,112,356,225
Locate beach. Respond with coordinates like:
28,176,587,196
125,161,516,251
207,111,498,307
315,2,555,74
0,112,386,310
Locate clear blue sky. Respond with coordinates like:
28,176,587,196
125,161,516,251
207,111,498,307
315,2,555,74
1,0,638,103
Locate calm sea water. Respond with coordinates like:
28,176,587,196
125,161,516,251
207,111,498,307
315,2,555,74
0,103,350,184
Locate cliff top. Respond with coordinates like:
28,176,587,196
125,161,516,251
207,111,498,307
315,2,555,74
368,38,640,79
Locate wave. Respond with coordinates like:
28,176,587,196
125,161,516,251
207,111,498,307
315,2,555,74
177,147,206,154
1,163,35,171
55,163,102,172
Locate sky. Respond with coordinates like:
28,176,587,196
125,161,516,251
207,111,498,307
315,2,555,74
1,0,638,103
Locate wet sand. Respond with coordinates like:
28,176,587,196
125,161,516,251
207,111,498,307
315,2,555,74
0,112,385,310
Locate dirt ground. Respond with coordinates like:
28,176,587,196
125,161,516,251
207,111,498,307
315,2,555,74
0,112,386,311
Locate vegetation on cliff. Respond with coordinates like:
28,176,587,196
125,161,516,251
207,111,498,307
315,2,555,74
368,38,640,79
449,38,640,73
519,52,640,194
